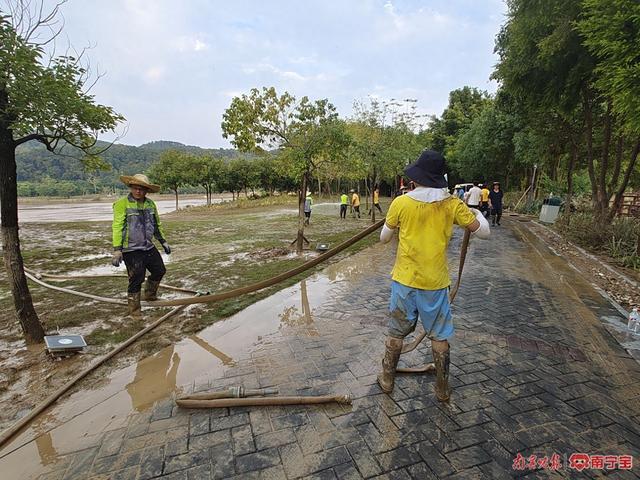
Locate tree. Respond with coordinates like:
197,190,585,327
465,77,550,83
0,3,123,343
493,0,639,221
348,98,422,222
190,154,224,205
148,150,188,210
577,0,640,220
429,87,491,162
222,87,346,252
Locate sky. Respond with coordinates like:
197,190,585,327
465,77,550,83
53,0,507,148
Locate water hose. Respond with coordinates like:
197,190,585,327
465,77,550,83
0,305,185,451
24,272,128,305
1,221,384,452
148,219,386,307
179,387,279,401
24,268,200,295
176,394,352,409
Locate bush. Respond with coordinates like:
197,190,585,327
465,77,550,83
555,212,640,269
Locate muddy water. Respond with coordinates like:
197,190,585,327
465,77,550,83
510,224,631,372
0,243,382,479
15,197,213,223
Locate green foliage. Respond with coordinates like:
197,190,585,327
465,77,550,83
430,86,491,161
222,87,346,181
15,140,247,195
577,0,640,133
147,150,189,193
556,212,640,269
0,15,124,148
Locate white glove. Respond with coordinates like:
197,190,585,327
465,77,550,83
380,224,395,244
469,208,490,239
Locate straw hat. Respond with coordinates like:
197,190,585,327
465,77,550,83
119,174,160,193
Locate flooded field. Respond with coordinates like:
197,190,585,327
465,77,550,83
15,196,214,223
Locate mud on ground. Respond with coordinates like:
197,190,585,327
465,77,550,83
0,196,385,431
516,216,639,313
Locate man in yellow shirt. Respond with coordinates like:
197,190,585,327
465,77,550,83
480,183,490,218
371,186,382,214
350,189,360,218
378,150,490,401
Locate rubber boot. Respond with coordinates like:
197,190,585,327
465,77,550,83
433,345,452,402
376,337,404,393
142,279,161,301
128,292,143,320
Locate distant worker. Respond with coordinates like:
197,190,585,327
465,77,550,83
466,182,482,209
377,150,490,402
111,174,171,319
480,183,490,218
304,191,313,225
350,189,361,218
340,191,348,219
489,182,504,226
372,186,383,214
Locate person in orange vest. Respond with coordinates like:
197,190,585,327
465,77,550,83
350,189,361,218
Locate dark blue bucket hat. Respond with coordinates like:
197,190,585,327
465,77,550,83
404,150,448,188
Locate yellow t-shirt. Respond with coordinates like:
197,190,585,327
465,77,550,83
385,195,476,290
352,193,360,207
481,188,489,202
374,190,379,204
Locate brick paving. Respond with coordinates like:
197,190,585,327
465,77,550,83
33,220,640,479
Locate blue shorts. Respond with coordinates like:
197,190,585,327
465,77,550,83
388,281,454,341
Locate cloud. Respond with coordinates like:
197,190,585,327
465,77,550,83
144,66,166,83
57,0,507,148
174,35,209,52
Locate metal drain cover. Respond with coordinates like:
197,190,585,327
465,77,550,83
44,335,87,352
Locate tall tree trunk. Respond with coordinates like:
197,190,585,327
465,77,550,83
583,91,600,214
296,171,308,254
608,138,640,223
174,189,179,211
0,122,45,343
564,141,577,225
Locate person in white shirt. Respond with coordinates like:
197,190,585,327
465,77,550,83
466,183,482,209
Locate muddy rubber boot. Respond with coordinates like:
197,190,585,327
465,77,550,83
142,279,161,301
128,292,143,320
433,346,452,402
376,337,404,393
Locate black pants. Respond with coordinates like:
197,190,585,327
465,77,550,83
353,206,360,218
491,208,503,225
304,211,311,224
374,203,382,213
123,247,166,294
340,204,347,218
480,202,489,217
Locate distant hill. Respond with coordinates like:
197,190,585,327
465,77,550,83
16,140,245,188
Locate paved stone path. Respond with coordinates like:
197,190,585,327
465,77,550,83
27,220,640,478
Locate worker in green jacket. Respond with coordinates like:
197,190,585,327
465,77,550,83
111,174,171,319
340,191,348,219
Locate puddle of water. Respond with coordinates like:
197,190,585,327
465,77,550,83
0,243,379,478
66,253,111,263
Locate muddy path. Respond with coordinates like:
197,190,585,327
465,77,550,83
0,197,385,438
